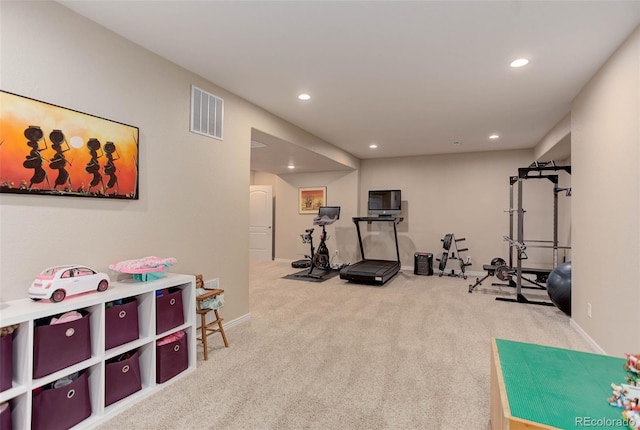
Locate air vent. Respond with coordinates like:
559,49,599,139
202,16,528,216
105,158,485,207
190,85,223,140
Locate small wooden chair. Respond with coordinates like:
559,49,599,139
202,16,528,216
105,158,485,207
195,275,229,360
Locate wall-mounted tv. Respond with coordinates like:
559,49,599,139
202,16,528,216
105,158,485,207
368,189,401,216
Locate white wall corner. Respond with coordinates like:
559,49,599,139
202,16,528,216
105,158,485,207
533,113,571,161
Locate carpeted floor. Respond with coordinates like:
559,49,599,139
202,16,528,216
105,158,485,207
97,261,594,430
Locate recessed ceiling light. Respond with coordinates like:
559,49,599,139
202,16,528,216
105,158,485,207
287,165,295,169
510,58,529,68
369,144,378,149
489,134,499,139
298,93,311,101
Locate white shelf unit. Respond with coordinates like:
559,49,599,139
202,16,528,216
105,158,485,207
0,273,196,429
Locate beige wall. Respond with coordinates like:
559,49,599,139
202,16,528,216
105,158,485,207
254,150,572,274
571,25,640,355
251,170,360,265
358,150,569,270
0,2,349,324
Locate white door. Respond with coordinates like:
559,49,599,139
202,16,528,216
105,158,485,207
249,185,273,261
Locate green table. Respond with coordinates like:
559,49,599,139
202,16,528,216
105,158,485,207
491,338,629,429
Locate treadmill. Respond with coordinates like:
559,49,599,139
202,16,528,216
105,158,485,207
339,216,401,285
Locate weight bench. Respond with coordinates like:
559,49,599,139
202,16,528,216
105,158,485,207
468,265,551,293
468,264,498,293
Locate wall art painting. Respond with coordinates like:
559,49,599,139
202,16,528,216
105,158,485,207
0,90,139,199
299,187,326,214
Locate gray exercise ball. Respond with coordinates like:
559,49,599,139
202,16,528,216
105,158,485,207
547,261,571,316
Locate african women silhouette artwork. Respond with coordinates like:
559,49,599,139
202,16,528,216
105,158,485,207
0,91,138,199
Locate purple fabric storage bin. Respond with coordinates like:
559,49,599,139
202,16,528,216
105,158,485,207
0,333,13,392
105,299,139,350
105,351,142,406
33,313,91,379
156,289,184,334
31,371,91,430
0,402,11,429
156,334,188,383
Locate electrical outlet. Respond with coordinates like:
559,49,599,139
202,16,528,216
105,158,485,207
587,302,592,318
335,250,339,256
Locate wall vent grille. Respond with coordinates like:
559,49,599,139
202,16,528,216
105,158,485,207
190,85,223,140
204,278,220,290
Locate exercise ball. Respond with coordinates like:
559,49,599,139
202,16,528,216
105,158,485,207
547,261,571,315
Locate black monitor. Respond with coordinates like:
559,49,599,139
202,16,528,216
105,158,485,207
368,190,401,216
318,206,340,220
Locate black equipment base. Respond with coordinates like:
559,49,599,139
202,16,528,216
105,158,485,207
283,268,340,283
339,259,400,285
495,293,554,307
291,259,311,269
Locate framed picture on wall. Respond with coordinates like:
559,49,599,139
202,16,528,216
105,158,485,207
299,187,326,214
0,90,139,200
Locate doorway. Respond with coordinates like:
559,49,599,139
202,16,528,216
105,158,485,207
249,185,273,261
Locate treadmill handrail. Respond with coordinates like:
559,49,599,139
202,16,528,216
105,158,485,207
352,217,401,263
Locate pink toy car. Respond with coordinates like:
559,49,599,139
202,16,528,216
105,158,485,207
28,265,110,302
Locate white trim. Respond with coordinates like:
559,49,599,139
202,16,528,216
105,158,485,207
223,312,251,329
570,318,606,354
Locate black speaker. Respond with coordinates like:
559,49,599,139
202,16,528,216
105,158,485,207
414,252,433,276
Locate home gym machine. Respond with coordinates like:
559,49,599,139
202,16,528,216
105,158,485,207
436,233,472,279
339,216,401,285
293,206,341,281
468,161,571,306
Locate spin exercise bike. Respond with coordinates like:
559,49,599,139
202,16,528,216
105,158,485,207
294,206,341,280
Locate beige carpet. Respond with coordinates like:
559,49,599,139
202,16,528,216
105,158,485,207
98,261,594,430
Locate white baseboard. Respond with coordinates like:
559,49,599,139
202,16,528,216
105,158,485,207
200,311,251,330
570,318,606,354
223,312,252,329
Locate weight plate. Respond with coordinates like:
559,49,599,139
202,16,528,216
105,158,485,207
438,253,448,271
491,257,506,267
496,265,511,282
442,234,453,251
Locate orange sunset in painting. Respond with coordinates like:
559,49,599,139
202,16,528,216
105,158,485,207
0,91,138,199
299,187,326,213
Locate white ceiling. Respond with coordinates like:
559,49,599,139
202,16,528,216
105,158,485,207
59,1,640,173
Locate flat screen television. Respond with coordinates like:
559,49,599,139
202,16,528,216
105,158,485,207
368,190,401,216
